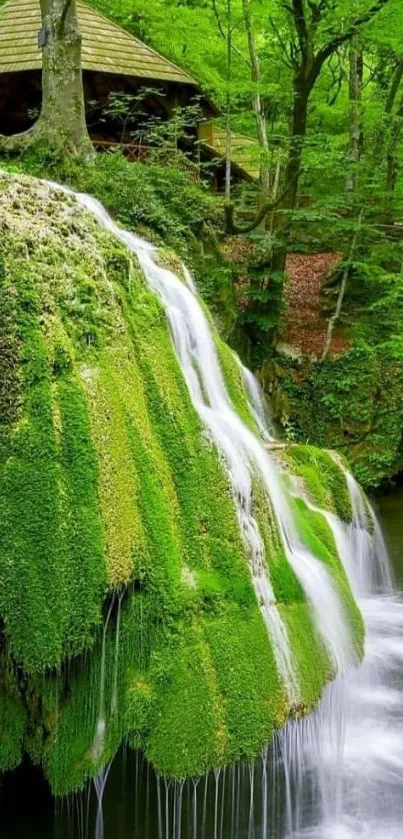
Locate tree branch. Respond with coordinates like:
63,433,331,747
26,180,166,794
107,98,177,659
385,59,403,115
224,169,302,234
327,51,345,105
212,0,251,67
321,207,365,362
269,16,296,69
290,0,309,58
58,0,74,35
0,127,36,155
314,0,391,74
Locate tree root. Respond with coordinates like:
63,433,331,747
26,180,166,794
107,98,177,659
0,120,95,161
0,127,37,155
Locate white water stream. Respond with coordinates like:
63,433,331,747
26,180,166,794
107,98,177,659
64,187,356,706
237,358,275,443
46,183,403,839
278,500,403,838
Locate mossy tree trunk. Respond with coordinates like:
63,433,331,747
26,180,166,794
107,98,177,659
38,0,92,155
0,0,93,158
345,43,363,195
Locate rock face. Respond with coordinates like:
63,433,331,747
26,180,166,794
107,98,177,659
0,172,363,795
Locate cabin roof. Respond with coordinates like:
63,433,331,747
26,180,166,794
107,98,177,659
0,0,197,86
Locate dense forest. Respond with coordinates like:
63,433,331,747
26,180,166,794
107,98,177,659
1,2,403,838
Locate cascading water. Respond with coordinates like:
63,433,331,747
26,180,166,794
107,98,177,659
236,358,275,443
332,456,393,596
94,764,112,839
93,598,115,761
48,182,403,839
66,188,355,704
242,383,403,837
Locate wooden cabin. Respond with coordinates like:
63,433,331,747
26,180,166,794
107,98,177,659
0,0,217,144
0,0,258,186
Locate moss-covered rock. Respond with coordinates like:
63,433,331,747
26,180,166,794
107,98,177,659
0,171,363,796
264,345,403,490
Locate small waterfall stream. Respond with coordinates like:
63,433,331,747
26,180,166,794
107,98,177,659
237,359,275,443
46,183,403,839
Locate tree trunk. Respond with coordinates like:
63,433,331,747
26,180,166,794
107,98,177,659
225,0,232,202
38,0,92,154
385,97,403,207
283,79,309,208
321,208,364,362
0,0,92,158
271,78,309,272
242,0,270,199
346,43,363,194
386,146,399,194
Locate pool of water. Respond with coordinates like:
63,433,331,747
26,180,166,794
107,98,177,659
1,487,403,839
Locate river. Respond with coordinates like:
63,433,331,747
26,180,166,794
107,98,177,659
1,487,402,839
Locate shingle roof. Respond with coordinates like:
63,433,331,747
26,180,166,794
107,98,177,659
0,0,197,85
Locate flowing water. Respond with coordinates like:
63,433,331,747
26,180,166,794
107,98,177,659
72,189,355,697
237,359,275,443
1,186,403,837
3,484,403,839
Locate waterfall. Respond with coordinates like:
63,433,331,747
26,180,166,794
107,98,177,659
93,598,114,761
48,182,403,839
47,182,376,839
236,358,275,442
94,763,112,839
62,187,357,701
111,590,124,717
332,456,393,596
277,462,403,837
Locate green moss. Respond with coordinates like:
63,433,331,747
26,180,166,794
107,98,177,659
0,671,26,774
0,171,366,793
146,621,227,777
55,377,106,652
279,603,330,710
204,607,285,756
215,336,257,430
267,347,403,489
80,357,147,587
285,444,353,522
253,477,305,606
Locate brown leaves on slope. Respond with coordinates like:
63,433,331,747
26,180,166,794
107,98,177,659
281,252,351,359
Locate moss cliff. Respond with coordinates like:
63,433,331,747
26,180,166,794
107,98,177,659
0,172,363,796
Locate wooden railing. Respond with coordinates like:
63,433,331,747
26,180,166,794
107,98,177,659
92,140,200,182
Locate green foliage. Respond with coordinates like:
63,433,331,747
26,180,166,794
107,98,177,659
268,343,403,489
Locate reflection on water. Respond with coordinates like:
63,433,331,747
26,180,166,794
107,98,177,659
376,487,403,584
1,488,403,839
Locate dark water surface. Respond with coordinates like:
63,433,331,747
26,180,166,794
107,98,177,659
1,487,402,839
376,487,403,583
